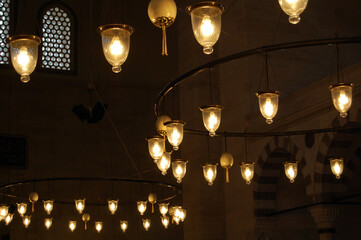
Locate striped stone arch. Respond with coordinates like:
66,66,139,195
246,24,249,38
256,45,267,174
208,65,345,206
313,107,361,201
253,136,307,217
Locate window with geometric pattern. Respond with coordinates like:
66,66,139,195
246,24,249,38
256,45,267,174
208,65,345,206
40,5,74,72
0,0,11,65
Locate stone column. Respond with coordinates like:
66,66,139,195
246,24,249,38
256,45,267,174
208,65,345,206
309,205,339,240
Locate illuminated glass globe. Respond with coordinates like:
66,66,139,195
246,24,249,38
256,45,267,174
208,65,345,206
240,163,255,185
329,157,344,179
200,105,223,136
278,0,308,24
172,160,188,183
179,208,187,222
7,35,41,83
143,219,151,231
165,120,185,150
44,218,52,230
330,83,353,118
147,136,165,162
95,221,103,233
161,215,170,229
202,163,218,186
0,205,9,218
137,201,147,215
159,202,169,216
157,152,171,175
283,162,298,183
69,221,76,232
23,215,31,228
186,1,224,54
17,203,27,216
120,220,128,233
43,200,54,215
97,24,134,73
256,91,280,124
108,200,118,215
4,213,13,225
75,199,85,214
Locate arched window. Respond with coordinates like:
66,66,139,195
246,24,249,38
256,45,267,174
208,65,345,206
39,4,75,72
0,0,11,65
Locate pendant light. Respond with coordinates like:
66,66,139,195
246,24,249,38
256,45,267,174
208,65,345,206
108,199,118,215
4,213,13,225
172,160,188,183
202,163,218,186
186,2,224,54
161,215,170,229
75,199,85,214
159,202,169,216
329,157,344,179
69,221,76,232
157,152,171,175
330,43,353,118
284,162,298,183
120,220,128,233
95,221,103,233
44,218,52,230
143,219,151,231
23,215,31,228
278,0,308,24
7,35,41,83
165,120,185,150
137,201,147,215
17,203,27,216
97,24,134,73
148,0,177,56
257,53,279,124
43,200,54,215
200,105,223,137
0,205,9,218
147,136,165,162
179,208,187,222
240,134,255,184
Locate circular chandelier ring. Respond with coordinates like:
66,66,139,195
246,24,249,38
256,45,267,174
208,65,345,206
154,36,361,117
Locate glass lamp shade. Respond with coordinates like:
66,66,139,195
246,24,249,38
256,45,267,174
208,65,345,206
147,136,165,162
156,115,172,136
330,83,353,118
0,205,9,218
4,213,13,225
69,221,76,232
186,2,224,54
143,219,151,231
23,215,31,228
278,0,308,24
256,91,280,124
43,200,54,215
220,152,234,183
283,162,298,183
172,160,188,183
75,199,85,214
159,202,169,216
240,162,255,185
329,157,344,179
7,35,41,83
202,163,218,186
17,203,27,216
108,199,118,215
179,208,187,222
44,218,52,230
97,24,134,73
200,105,223,136
157,152,171,175
165,120,185,150
95,221,103,233
120,220,128,233
161,215,170,229
137,201,147,215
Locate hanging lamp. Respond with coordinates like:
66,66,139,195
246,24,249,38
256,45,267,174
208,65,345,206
200,105,223,137
108,199,118,215
172,160,188,183
202,163,218,186
148,0,177,56
44,218,52,230
157,152,171,175
143,219,151,231
159,202,169,216
137,201,147,215
147,136,165,162
164,120,185,150
120,220,128,233
97,24,134,73
240,134,255,184
186,1,224,54
23,215,31,228
43,200,54,215
329,157,344,179
4,213,13,225
69,221,76,232
278,0,308,24
95,221,103,233
75,199,85,214
161,215,170,228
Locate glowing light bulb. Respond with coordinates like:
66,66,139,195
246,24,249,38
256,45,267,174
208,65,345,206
278,0,308,24
108,200,118,215
75,199,85,214
4,213,13,225
165,120,185,151
120,220,128,233
201,16,214,37
161,215,170,228
172,160,187,183
44,218,52,230
202,163,217,186
143,219,151,231
159,203,169,216
338,92,349,110
17,47,30,68
95,221,103,233
17,203,27,216
0,205,9,218
69,221,76,232
330,158,344,179
284,162,298,183
257,91,279,124
240,163,255,185
137,201,147,215
43,200,54,215
23,215,31,228
264,99,274,117
157,152,171,175
110,39,123,56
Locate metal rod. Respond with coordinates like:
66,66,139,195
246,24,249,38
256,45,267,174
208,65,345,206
154,36,361,116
